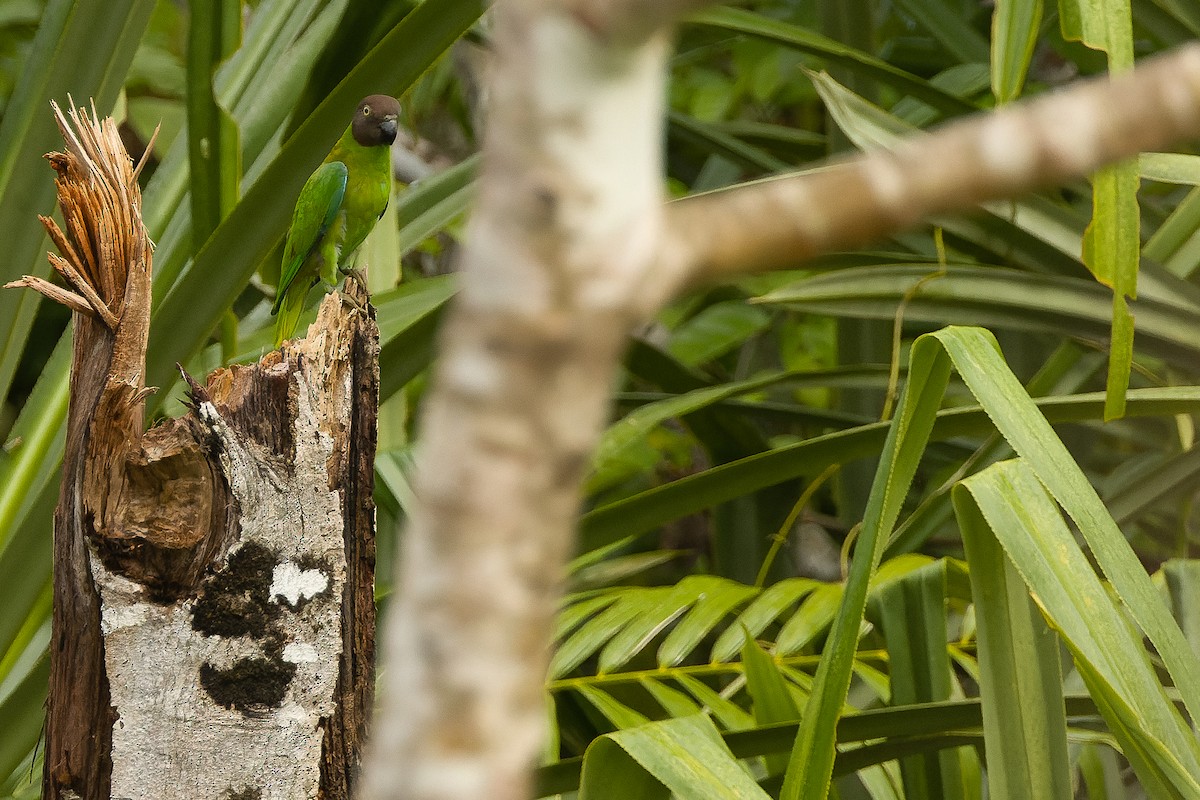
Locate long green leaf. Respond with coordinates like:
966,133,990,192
781,327,953,799
537,695,1109,798
1060,0,1134,67
893,0,990,64
809,68,917,151
668,110,791,173
551,588,664,678
589,370,788,494
991,0,1043,102
578,714,772,800
576,683,649,729
710,579,819,663
1141,153,1200,185
758,264,1200,364
954,492,1072,800
673,673,757,732
741,632,801,775
1078,742,1124,800
932,327,1200,724
579,386,1200,553
377,279,455,400
1105,445,1200,527
1144,185,1200,277
0,336,68,553
887,341,1100,558
640,676,703,719
957,459,1200,795
187,0,242,248
598,580,708,674
0,654,47,790
878,562,967,800
658,579,756,667
687,6,976,115
0,482,53,686
774,584,843,656
1063,0,1137,418
1164,559,1200,654
395,155,476,254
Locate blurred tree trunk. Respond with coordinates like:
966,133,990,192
9,104,378,800
360,3,1200,800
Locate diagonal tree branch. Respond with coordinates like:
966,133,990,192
665,44,1200,289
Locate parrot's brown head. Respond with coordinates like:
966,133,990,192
352,95,401,147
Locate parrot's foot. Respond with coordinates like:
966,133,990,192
338,290,368,314
337,268,371,313
342,267,369,293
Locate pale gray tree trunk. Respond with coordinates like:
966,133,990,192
361,3,1200,800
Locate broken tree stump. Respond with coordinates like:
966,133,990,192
7,103,378,800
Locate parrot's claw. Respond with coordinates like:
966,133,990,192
344,267,369,294
338,269,370,314
338,289,368,314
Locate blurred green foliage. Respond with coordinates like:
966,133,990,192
0,0,41,116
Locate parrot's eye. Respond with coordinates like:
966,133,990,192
362,106,371,116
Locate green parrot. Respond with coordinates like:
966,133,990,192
272,94,401,346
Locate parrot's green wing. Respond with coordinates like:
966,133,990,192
272,161,349,315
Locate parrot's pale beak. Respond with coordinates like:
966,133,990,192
380,117,398,142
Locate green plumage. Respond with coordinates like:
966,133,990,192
273,95,400,346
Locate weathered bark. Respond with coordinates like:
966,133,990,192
361,3,1200,800
9,105,377,800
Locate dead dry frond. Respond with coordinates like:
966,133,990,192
4,99,156,330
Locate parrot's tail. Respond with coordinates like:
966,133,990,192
273,285,307,347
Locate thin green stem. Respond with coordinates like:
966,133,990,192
754,463,840,588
